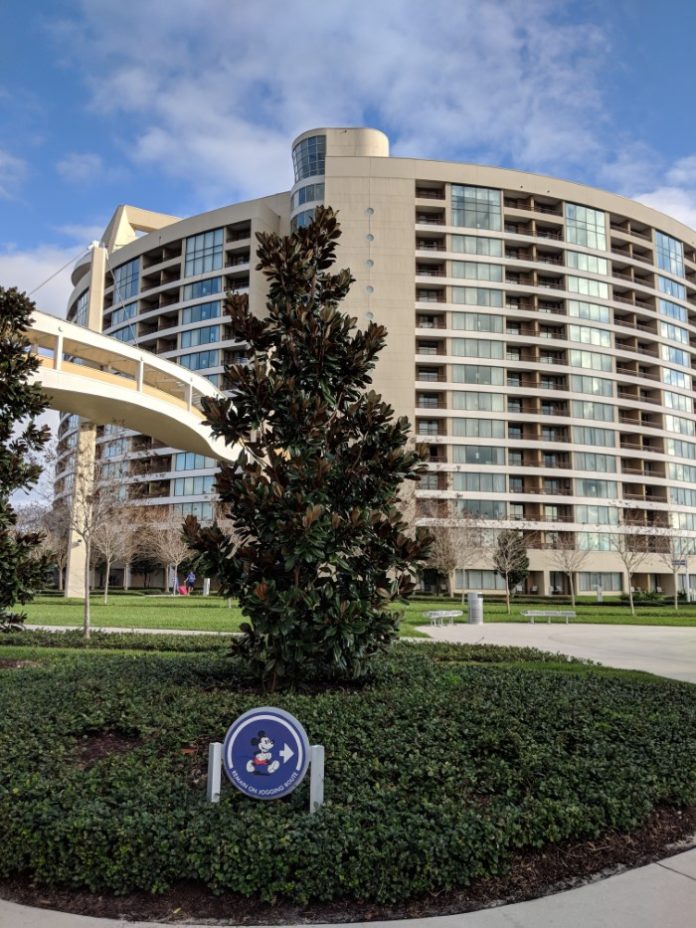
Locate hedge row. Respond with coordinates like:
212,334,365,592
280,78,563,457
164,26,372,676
0,643,693,903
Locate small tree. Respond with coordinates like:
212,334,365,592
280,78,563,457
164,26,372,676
548,536,591,607
92,508,139,604
611,530,652,617
422,503,484,599
185,207,430,687
139,507,194,593
493,529,529,614
652,526,689,611
0,287,52,629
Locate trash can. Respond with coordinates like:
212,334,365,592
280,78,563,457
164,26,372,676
467,592,484,625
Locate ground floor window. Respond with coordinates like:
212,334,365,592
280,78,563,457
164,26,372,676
578,572,622,592
455,569,506,591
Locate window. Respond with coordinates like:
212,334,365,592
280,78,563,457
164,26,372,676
418,394,440,409
569,374,613,397
671,486,696,507
417,419,440,436
450,235,502,256
452,445,504,465
185,229,223,276
180,325,219,349
453,473,505,492
103,437,128,458
456,569,506,590
451,185,502,230
666,385,696,422
577,532,615,550
452,418,505,438
569,349,612,372
451,391,504,411
419,473,440,490
110,303,136,327
575,504,618,524
578,572,622,592
111,326,135,342
451,312,503,332
568,324,611,348
291,209,316,231
565,251,608,275
658,276,687,300
567,299,610,323
291,182,325,210
660,321,690,344
668,462,696,483
451,261,503,282
172,501,213,520
509,451,523,466
666,437,696,460
509,425,522,440
455,499,506,519
665,414,695,436
571,400,614,422
179,349,219,370
663,367,692,389
182,277,222,301
292,135,326,181
576,478,617,498
451,338,504,359
173,475,215,496
573,425,615,447
567,276,609,299
655,231,684,276
112,258,140,300
659,298,688,324
565,203,606,250
574,452,616,473
451,365,504,385
175,452,216,471
660,344,690,367
451,287,503,306
181,301,221,325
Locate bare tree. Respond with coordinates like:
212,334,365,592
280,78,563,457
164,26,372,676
493,529,529,614
610,530,652,617
547,536,591,607
92,508,139,604
139,507,193,594
652,527,691,611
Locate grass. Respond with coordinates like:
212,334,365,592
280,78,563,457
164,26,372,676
20,591,696,635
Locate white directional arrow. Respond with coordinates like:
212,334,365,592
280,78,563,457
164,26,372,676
279,743,294,764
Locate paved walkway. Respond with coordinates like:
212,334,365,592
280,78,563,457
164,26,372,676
1,845,695,926
421,621,696,684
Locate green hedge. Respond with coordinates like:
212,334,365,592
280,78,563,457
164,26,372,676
0,629,231,652
0,643,693,903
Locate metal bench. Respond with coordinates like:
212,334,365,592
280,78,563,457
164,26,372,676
424,610,463,627
521,610,576,625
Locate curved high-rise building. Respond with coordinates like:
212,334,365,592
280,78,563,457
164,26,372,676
57,127,696,596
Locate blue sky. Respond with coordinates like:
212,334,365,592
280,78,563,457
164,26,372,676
3,0,696,316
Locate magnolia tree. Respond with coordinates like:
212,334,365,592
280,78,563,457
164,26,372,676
185,207,430,687
0,288,52,630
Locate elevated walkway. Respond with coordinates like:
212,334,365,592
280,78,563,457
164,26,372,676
26,310,237,463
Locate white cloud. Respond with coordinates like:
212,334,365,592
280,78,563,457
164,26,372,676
0,243,84,317
53,0,612,201
0,148,27,199
56,151,104,184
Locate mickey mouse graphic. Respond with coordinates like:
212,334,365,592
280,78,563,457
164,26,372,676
246,730,280,775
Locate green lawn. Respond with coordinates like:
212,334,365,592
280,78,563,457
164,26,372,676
20,592,696,635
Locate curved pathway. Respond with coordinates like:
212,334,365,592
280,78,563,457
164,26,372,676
421,621,696,684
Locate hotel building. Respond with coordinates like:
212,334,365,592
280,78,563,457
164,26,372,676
56,127,696,596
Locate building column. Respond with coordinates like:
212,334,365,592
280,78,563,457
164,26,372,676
64,423,97,598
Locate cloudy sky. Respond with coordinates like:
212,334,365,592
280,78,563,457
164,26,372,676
3,0,696,316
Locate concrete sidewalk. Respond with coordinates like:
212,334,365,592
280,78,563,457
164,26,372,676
421,621,696,684
1,845,694,927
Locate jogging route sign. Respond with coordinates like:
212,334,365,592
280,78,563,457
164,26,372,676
222,706,311,800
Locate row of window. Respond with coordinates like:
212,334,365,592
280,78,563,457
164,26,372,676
452,570,622,592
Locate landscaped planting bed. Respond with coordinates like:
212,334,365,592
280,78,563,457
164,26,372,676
0,641,694,920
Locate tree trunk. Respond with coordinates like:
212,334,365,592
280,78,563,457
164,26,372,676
445,572,453,599
628,580,635,617
58,567,64,592
569,572,575,609
673,571,679,611
83,539,91,639
505,581,511,614
103,557,111,605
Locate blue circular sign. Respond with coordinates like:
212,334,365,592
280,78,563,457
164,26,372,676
222,706,310,800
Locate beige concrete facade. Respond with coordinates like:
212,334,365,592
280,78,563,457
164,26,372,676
55,127,696,596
